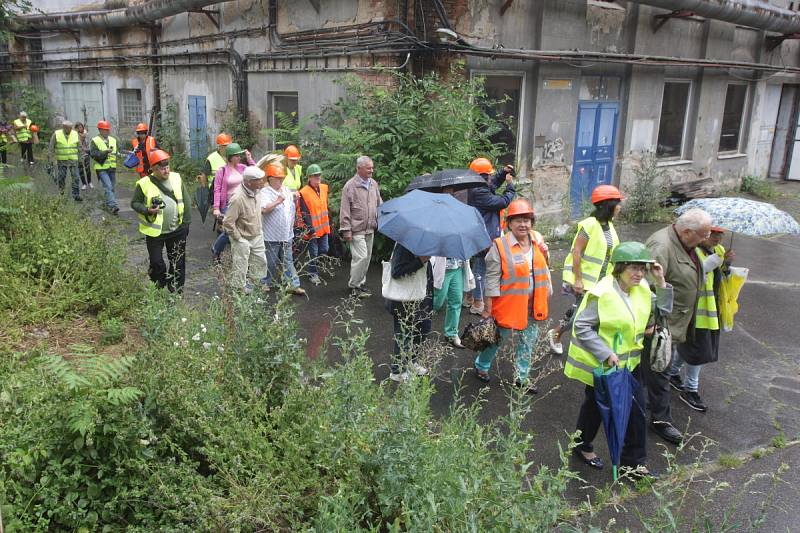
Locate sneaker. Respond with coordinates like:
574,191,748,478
649,420,683,445
309,274,322,286
289,287,306,296
111,207,120,215
389,371,409,383
358,286,372,298
81,184,87,190
474,365,490,383
546,328,563,355
462,294,474,308
409,362,428,376
469,303,484,315
680,390,707,412
619,465,660,481
73,197,83,202
669,374,685,392
88,182,94,189
514,378,539,394
447,335,465,349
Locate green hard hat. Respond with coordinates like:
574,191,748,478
610,241,654,264
306,163,322,176
225,142,246,159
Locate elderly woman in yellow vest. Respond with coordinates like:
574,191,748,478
0,121,11,165
131,149,192,293
474,198,550,393
13,111,35,165
666,226,735,413
547,185,623,355
565,242,672,479
48,120,82,201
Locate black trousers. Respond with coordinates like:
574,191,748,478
385,298,432,374
574,364,648,468
0,149,6,164
145,227,188,293
20,142,34,163
642,335,673,423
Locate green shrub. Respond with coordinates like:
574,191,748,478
99,316,125,345
622,154,671,223
740,175,778,200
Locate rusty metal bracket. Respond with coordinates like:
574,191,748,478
766,33,800,52
652,9,696,33
500,0,514,16
190,8,220,30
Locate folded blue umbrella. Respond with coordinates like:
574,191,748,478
378,189,491,260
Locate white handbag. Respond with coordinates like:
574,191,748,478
381,260,427,302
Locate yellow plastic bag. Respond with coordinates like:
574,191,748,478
718,266,748,332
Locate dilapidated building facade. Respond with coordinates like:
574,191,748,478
4,0,800,214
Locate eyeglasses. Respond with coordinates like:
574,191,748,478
156,161,170,169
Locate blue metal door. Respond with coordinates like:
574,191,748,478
188,95,207,160
570,101,619,216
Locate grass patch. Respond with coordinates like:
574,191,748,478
718,453,743,469
740,175,778,200
771,433,787,449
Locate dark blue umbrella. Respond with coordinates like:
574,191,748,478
378,189,491,260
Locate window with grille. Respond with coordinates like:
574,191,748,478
117,89,143,128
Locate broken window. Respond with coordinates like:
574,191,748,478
579,76,620,101
656,81,691,159
474,74,523,166
118,89,143,128
719,84,748,153
28,34,45,89
269,92,299,151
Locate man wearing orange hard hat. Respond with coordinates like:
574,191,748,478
89,120,120,214
131,122,157,177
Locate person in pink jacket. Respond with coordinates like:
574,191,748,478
211,142,254,262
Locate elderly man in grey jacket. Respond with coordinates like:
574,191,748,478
644,208,712,445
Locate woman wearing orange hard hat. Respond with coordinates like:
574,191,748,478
546,184,623,356
283,144,303,191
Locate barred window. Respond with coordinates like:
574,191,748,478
117,89,143,128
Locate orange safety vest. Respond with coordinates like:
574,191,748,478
297,183,331,239
131,136,156,175
491,235,550,330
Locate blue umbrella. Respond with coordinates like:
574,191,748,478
378,189,491,260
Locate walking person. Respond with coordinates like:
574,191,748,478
211,143,255,262
667,226,735,412
431,256,474,349
221,166,270,292
644,208,713,445
339,155,382,298
89,120,120,214
130,149,191,293
465,157,516,315
565,242,671,480
0,122,10,165
74,122,93,190
198,133,231,190
297,163,331,285
473,199,550,391
131,122,157,178
259,157,306,295
13,111,35,165
48,120,82,201
547,185,622,355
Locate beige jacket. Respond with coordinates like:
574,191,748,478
339,175,382,238
222,184,262,242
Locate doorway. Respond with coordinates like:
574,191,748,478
62,81,104,128
188,95,207,160
570,101,619,215
769,84,800,181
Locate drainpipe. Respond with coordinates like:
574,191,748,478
628,0,800,34
13,0,236,31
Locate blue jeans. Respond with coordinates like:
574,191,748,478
471,255,486,301
474,322,540,381
211,207,229,257
307,234,329,275
263,241,300,287
668,350,701,392
96,169,118,209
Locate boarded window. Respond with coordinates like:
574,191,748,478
117,89,143,128
269,92,299,151
656,81,691,159
719,84,748,153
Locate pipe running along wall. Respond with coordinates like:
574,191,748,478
630,0,800,35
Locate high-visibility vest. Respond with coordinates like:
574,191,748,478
91,135,117,170
13,118,32,142
562,216,619,289
298,183,331,238
0,133,8,151
131,136,156,174
565,275,651,386
54,129,80,161
135,172,184,237
694,244,724,331
491,235,550,330
206,151,226,190
284,163,302,191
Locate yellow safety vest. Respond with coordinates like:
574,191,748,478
562,216,619,289
91,135,117,170
206,151,226,189
565,275,651,386
14,118,32,143
0,133,8,151
54,129,80,161
136,172,184,237
284,163,302,191
694,245,724,331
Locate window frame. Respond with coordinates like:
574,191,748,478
656,79,693,161
469,69,527,164
268,91,299,151
718,82,750,155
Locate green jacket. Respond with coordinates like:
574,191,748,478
645,225,702,343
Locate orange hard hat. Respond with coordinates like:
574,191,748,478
591,185,623,204
148,149,171,166
469,157,494,175
216,133,232,146
506,198,534,219
283,144,301,160
97,120,111,130
265,162,286,178
30,124,40,133
135,122,148,133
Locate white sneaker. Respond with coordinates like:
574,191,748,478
309,274,322,285
448,335,465,349
546,329,563,355
409,362,428,376
80,184,87,190
88,182,94,189
389,371,409,383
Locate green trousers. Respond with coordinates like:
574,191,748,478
433,266,464,338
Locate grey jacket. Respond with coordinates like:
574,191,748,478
645,225,702,343
339,175,382,238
